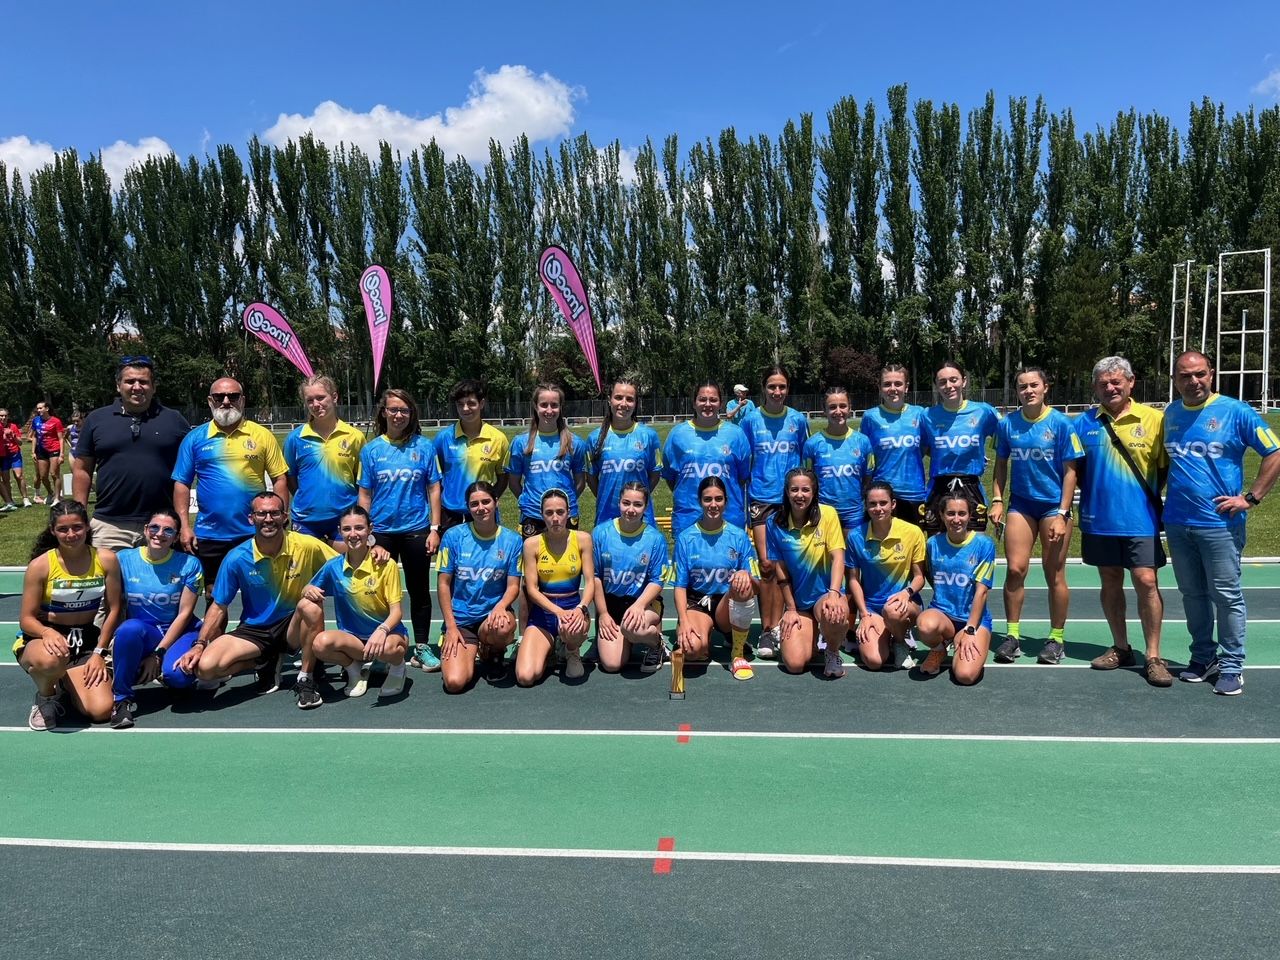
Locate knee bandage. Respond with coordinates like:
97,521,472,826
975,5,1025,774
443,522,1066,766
728,597,757,632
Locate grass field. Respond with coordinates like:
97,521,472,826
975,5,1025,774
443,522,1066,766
1,413,1277,564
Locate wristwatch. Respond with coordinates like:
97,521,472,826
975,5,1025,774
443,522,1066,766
429,524,441,533
963,625,977,636
92,646,108,658
1055,508,1073,520
1244,491,1262,507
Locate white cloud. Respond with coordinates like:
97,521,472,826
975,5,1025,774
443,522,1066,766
1254,68,1280,101
0,135,56,175
264,64,580,161
98,136,174,186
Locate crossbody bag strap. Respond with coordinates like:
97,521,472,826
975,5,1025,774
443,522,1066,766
1099,416,1164,525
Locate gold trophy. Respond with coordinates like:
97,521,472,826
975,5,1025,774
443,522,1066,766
669,647,685,700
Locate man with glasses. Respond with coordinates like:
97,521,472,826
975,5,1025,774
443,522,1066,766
173,377,289,593
175,491,335,694
73,356,191,550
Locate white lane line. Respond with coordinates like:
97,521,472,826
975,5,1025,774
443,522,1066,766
2,726,1277,744
0,836,1275,874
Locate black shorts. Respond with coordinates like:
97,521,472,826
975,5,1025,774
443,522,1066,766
520,515,579,538
34,446,53,461
603,592,664,624
892,499,925,527
13,621,101,663
228,617,293,657
748,500,783,528
196,537,248,588
684,587,727,616
923,475,988,534
440,507,470,534
1081,533,1167,570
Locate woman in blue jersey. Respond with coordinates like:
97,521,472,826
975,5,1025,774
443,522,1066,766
586,378,661,526
109,508,204,728
438,482,523,693
990,367,1084,666
357,388,443,672
804,386,875,535
768,468,848,679
846,482,926,671
593,481,669,674
662,381,752,537
16,501,123,731
515,488,597,686
741,366,809,661
915,493,997,684
507,382,589,538
921,361,1000,535
860,364,927,526
284,375,365,545
673,477,760,681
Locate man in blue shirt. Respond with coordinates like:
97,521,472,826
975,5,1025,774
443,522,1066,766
1165,351,1280,696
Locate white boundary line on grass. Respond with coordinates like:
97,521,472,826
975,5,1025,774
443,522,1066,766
0,836,1275,875
3,725,1279,744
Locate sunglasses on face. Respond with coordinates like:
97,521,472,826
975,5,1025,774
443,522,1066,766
146,524,177,537
210,392,242,403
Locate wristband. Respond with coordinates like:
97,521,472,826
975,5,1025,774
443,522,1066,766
990,497,1004,504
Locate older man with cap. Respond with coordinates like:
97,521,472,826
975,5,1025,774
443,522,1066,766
726,384,755,425
1164,350,1280,696
73,356,191,550
1075,356,1171,686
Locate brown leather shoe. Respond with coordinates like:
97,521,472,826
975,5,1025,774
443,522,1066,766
1144,657,1174,687
1091,645,1136,670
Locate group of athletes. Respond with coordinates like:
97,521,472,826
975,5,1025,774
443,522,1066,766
0,402,78,511
14,349,1280,731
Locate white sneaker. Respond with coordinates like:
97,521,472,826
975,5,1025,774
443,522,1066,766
564,646,585,679
893,640,917,670
378,666,406,697
28,693,64,731
823,648,846,679
23,498,32,507
345,662,370,698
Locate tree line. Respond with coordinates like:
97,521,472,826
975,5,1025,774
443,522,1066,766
1,85,1277,418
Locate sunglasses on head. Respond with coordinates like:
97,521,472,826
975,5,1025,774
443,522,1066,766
146,523,177,537
210,392,242,403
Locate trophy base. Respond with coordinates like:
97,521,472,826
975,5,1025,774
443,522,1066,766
668,691,685,700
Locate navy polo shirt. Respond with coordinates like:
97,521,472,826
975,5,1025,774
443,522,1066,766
76,400,191,521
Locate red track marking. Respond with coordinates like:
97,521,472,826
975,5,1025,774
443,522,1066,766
676,723,692,744
653,836,676,874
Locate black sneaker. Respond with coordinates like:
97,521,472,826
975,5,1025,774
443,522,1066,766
255,653,284,694
484,656,508,684
993,636,1022,663
110,700,135,730
294,676,322,709
1037,639,1065,665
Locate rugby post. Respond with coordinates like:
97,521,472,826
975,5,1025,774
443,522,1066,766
243,303,315,378
360,265,392,391
538,245,602,393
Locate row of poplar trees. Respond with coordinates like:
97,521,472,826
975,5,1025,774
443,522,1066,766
0,85,1277,418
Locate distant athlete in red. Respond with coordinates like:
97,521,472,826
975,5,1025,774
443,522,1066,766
31,401,65,505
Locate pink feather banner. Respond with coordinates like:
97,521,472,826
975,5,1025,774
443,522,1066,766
360,265,392,389
243,302,314,378
539,245,602,393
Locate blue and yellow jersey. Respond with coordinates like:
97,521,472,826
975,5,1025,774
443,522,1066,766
213,532,337,627
673,522,759,593
438,523,523,625
803,429,874,529
741,406,810,502
845,517,926,611
1164,394,1280,528
766,504,846,610
921,401,1000,481
592,520,670,599
358,434,441,535
661,420,752,536
506,431,589,520
431,421,510,514
859,405,927,501
283,420,365,525
118,548,203,627
310,552,407,639
172,420,288,541
1076,402,1166,536
586,423,661,525
532,532,584,594
925,532,995,629
995,408,1085,504
726,398,755,424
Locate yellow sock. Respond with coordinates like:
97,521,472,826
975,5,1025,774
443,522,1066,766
731,630,747,660
1006,622,1021,640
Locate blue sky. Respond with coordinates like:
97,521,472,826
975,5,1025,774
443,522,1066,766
3,0,1278,183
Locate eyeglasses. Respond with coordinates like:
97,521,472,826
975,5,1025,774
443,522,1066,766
385,407,412,417
252,509,283,519
118,355,154,369
130,417,141,440
146,524,177,537
210,392,242,403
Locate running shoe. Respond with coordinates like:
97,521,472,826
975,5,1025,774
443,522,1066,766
756,626,779,660
484,655,508,684
294,675,321,709
640,641,666,674
919,646,947,676
22,498,32,507
33,495,45,505
892,639,917,670
840,635,857,656
110,699,136,729
993,637,1022,663
255,653,284,694
1144,658,1174,688
1091,646,1136,670
379,667,407,698
410,643,441,672
1179,659,1220,683
732,656,754,680
1212,673,1243,696
1037,640,1065,665
564,645,585,679
0,502,15,512
345,662,370,698
823,648,845,679
28,692,64,731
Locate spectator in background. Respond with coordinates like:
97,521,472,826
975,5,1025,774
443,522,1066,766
74,357,191,551
0,407,32,510
30,401,65,505
725,384,755,424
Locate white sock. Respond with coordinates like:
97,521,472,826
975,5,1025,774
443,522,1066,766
297,671,310,682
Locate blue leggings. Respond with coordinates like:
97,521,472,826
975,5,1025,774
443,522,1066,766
111,618,203,701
